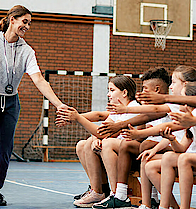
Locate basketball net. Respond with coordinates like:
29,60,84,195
150,20,173,50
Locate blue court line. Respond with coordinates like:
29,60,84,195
5,179,75,197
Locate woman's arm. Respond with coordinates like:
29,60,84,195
30,72,67,110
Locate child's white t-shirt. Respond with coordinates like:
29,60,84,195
146,103,185,143
166,103,185,143
145,115,171,142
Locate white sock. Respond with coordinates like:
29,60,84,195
151,186,159,203
110,191,115,196
114,183,128,201
159,206,167,209
140,204,151,209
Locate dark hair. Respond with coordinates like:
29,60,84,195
0,5,32,33
141,67,170,87
186,129,193,140
173,65,196,82
109,75,136,100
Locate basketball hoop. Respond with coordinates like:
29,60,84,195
150,20,173,51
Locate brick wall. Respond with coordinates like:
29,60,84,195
110,27,196,91
11,13,196,160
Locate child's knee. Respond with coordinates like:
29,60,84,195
139,140,148,153
178,153,190,168
76,140,86,155
102,138,111,150
119,139,130,153
161,151,176,166
145,161,156,177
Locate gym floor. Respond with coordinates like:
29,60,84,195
1,161,196,209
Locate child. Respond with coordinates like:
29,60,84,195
57,75,142,208
159,82,196,209
139,82,196,209
177,148,196,209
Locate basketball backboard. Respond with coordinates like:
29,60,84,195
113,0,193,40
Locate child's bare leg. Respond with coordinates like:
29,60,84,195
84,136,104,194
140,158,154,207
76,139,89,177
141,155,163,207
118,139,140,184
159,152,180,209
101,162,108,185
101,138,121,193
178,153,196,209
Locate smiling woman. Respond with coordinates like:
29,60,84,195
1,5,32,42
0,5,68,206
10,14,32,38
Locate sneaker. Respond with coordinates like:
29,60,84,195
151,198,159,209
0,193,7,206
74,185,91,200
139,204,151,209
73,190,105,208
92,193,114,207
92,195,132,208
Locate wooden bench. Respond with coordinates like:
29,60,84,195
127,171,142,205
32,145,76,162
128,171,196,207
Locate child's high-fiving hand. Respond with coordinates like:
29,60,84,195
106,98,127,114
169,105,196,128
55,106,79,127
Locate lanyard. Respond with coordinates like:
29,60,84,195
3,37,17,85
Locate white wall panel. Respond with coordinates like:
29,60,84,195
92,24,110,112
0,0,113,17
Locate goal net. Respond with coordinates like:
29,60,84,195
22,70,108,161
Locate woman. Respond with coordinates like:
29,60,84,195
0,5,67,205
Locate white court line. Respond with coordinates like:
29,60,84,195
5,179,75,197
